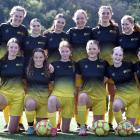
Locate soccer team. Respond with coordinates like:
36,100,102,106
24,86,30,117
0,5,140,136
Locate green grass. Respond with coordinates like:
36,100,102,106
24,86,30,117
0,112,140,140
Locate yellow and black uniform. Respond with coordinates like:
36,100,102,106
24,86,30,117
0,22,28,58
51,60,75,118
118,32,140,62
67,26,92,61
25,67,50,119
76,58,109,125
44,31,68,62
107,61,139,122
0,56,25,116
92,24,119,63
22,35,47,66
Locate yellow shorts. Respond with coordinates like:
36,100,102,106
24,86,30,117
115,85,139,118
81,83,107,115
25,94,48,118
0,89,24,116
56,96,74,118
71,47,87,62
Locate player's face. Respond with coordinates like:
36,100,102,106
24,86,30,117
8,42,19,56
59,47,71,60
33,52,45,67
75,13,87,28
112,49,123,64
86,43,100,58
137,51,140,60
11,11,24,27
121,19,134,34
54,17,65,32
30,21,41,35
99,8,112,23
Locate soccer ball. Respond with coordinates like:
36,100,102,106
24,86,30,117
92,120,110,136
115,120,134,136
35,120,52,136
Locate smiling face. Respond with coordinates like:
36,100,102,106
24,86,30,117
112,47,123,65
86,41,100,59
54,17,65,32
59,46,71,60
121,18,134,34
74,12,87,29
30,19,41,35
8,42,19,57
98,7,112,23
11,10,25,27
33,51,45,68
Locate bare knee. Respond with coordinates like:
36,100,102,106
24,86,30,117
113,99,124,112
25,98,36,111
78,93,88,105
48,96,58,112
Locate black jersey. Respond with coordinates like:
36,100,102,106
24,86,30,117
118,31,140,54
92,24,119,46
44,31,68,56
0,22,28,45
51,61,75,97
76,58,109,89
23,35,47,62
67,26,92,47
107,61,134,88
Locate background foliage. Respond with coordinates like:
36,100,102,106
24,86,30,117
0,0,139,31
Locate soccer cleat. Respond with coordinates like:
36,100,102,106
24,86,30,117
27,126,35,135
51,128,57,136
79,125,87,136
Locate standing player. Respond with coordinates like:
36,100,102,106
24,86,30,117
67,9,92,61
22,18,47,66
43,13,68,62
76,40,109,135
24,48,53,135
47,40,75,135
0,38,25,133
92,6,120,130
0,5,28,130
0,5,28,57
118,15,140,62
107,46,139,125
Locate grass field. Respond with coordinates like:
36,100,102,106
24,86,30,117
0,112,140,140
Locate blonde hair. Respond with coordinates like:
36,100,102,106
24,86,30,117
86,40,99,49
59,40,71,51
112,46,123,54
7,37,19,47
73,9,88,22
10,5,27,18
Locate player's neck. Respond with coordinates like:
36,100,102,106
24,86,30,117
100,21,110,27
113,62,122,68
8,55,16,60
34,64,43,68
31,33,40,38
88,56,98,61
60,58,70,62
